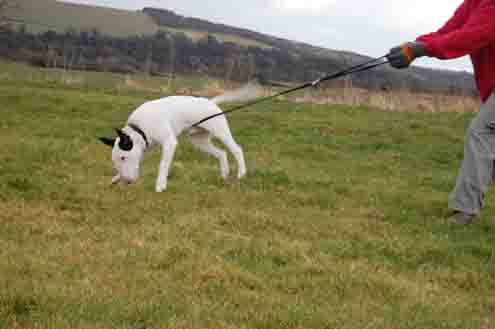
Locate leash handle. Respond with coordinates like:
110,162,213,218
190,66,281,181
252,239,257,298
191,55,390,128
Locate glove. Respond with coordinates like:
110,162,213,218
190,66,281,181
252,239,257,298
387,42,427,69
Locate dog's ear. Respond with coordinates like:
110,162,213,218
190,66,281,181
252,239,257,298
116,129,133,151
99,137,116,147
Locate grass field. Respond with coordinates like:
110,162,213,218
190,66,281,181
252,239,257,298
1,61,495,329
0,59,223,96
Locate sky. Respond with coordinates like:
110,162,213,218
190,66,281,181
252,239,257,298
63,0,472,72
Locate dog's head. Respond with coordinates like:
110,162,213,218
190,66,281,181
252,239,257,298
99,128,146,185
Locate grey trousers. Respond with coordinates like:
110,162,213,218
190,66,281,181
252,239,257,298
449,93,495,215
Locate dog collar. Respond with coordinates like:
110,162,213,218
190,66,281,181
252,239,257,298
128,123,149,149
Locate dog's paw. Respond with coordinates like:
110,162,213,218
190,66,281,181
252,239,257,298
155,180,168,193
237,169,247,179
220,158,229,179
156,185,167,193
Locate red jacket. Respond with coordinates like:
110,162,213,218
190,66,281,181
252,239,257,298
416,0,495,102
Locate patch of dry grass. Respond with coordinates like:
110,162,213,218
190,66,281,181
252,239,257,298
293,86,480,113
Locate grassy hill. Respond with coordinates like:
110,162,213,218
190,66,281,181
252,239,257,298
7,0,158,37
7,0,272,48
1,61,494,328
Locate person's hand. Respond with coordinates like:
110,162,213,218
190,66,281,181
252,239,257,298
387,42,427,69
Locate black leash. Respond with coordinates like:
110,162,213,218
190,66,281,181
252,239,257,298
191,54,390,128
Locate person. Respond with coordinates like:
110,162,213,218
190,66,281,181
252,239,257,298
387,0,495,225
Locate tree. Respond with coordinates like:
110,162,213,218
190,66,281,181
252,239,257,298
143,43,152,75
0,0,16,26
168,34,176,81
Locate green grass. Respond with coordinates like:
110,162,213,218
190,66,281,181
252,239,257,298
1,61,495,329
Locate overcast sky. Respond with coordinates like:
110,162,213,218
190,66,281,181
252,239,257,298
64,0,472,72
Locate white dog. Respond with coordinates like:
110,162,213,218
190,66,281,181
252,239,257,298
100,87,257,192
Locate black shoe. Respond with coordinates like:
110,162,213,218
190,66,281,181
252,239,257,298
448,211,476,225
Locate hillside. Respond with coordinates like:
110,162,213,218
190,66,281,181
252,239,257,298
6,0,273,49
6,0,158,37
142,7,477,95
3,0,477,96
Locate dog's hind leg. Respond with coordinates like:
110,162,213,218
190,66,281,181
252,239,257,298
198,116,246,179
189,128,229,179
213,132,246,179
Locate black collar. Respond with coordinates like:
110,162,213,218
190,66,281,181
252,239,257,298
128,123,149,148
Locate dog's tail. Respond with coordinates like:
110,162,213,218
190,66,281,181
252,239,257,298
211,82,261,105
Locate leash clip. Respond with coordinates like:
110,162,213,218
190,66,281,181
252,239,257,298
311,78,322,87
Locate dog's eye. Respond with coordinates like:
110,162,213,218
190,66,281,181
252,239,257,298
120,156,126,161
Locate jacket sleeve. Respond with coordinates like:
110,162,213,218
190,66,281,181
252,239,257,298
416,0,471,43
424,5,495,59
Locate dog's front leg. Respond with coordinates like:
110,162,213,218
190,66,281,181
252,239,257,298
156,139,178,192
111,174,121,185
